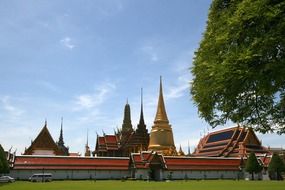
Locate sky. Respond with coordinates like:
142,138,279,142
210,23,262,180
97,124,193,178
0,0,284,155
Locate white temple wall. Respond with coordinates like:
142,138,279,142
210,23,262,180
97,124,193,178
163,170,242,180
133,169,149,179
10,169,129,180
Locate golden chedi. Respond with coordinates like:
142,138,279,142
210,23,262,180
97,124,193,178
148,77,177,155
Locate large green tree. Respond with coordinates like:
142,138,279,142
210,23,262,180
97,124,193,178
268,153,285,180
245,152,263,180
0,144,9,174
191,0,285,133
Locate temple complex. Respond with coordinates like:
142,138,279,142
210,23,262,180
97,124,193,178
6,77,283,181
148,77,177,155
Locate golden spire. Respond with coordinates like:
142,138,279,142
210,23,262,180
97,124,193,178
148,76,177,156
154,76,169,124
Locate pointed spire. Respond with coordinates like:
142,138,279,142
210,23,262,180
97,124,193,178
122,100,133,133
179,144,183,152
178,144,185,156
85,129,91,157
154,76,169,124
44,119,47,128
86,129,89,146
187,141,191,156
58,117,64,146
137,88,147,134
139,88,145,126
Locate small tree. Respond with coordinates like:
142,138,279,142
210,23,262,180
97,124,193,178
268,153,285,180
245,152,263,180
0,144,9,174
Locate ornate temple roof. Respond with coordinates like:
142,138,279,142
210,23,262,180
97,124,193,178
193,126,269,157
24,121,64,155
95,134,120,153
130,151,166,169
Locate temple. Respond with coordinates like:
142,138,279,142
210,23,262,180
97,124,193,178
148,77,177,155
94,89,149,157
24,120,69,156
192,126,269,157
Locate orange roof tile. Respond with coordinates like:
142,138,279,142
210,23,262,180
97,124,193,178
13,156,129,170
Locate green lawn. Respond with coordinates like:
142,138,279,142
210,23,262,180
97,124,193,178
0,180,284,190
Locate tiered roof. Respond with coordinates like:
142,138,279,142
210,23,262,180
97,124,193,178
193,126,269,157
95,135,119,153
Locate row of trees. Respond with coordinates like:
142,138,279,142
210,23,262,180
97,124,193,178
245,152,285,180
0,144,10,175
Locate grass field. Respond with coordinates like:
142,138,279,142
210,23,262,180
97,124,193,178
0,180,284,190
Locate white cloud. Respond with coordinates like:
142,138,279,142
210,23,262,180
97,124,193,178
73,82,116,111
141,45,159,62
1,96,24,117
166,83,189,99
165,75,190,100
60,37,75,50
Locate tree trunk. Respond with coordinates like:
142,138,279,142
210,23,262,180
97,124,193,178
251,172,254,180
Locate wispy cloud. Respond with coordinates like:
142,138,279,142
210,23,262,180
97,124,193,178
73,82,116,111
60,37,75,50
0,96,24,117
141,45,159,62
165,75,190,100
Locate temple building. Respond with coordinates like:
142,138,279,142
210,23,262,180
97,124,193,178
192,126,269,157
94,89,149,157
148,77,177,155
24,120,69,156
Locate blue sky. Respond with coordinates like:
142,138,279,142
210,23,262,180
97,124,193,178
0,0,284,155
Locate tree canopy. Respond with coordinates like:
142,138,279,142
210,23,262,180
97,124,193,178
245,152,263,180
268,153,285,180
0,144,9,174
191,0,285,134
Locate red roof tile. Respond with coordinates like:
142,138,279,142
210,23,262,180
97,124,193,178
13,156,129,170
164,157,241,170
